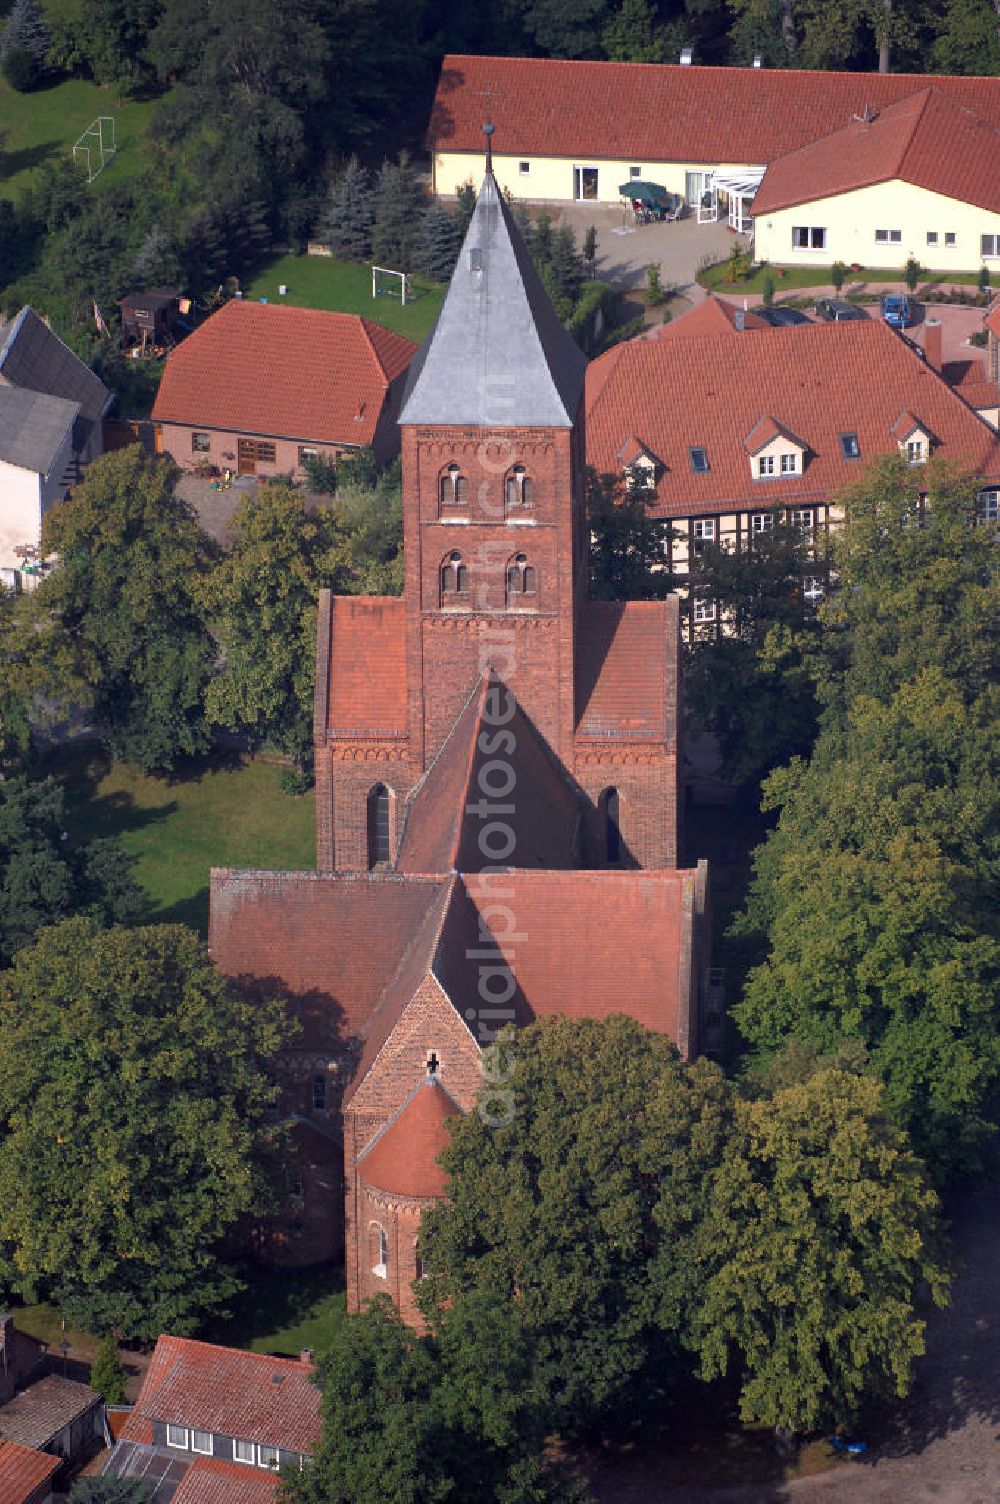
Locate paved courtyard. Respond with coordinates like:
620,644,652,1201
557,202,737,295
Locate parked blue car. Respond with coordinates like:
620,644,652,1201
881,293,915,328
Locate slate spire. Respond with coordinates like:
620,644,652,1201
399,156,587,429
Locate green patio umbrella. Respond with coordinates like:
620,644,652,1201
619,180,668,203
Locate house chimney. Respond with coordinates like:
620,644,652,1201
753,54,763,68
300,1348,314,1365
922,318,943,372
679,47,693,65
735,308,745,332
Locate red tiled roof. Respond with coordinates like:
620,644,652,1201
152,302,416,445
208,870,449,1047
744,415,806,454
397,677,582,874
459,870,694,1038
171,1458,281,1504
753,88,1000,216
955,379,1000,411
323,595,408,739
121,1336,320,1455
575,601,675,738
585,321,1000,515
892,409,924,440
655,297,766,338
428,55,1000,165
987,295,1000,337
0,1440,59,1504
358,1078,461,1198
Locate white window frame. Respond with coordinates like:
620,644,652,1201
802,575,825,606
518,161,530,175
780,452,798,475
166,1425,189,1450
258,1443,281,1470
977,489,998,523
789,507,813,536
629,165,642,178
191,433,210,454
233,1438,255,1465
926,231,938,246
691,518,715,555
982,234,1000,259
693,595,716,624
945,232,957,247
875,229,902,244
905,438,926,465
191,1430,213,1457
758,454,775,477
792,226,826,250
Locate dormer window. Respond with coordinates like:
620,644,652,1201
892,412,930,465
625,458,656,492
758,455,775,477
780,452,798,475
440,551,469,600
440,464,468,509
905,438,926,464
505,465,534,511
506,553,537,603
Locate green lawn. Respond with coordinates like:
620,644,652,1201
207,1264,347,1357
245,255,445,341
54,747,315,934
699,258,999,295
0,76,161,203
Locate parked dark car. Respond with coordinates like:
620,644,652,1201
881,292,916,328
814,297,869,322
756,306,813,326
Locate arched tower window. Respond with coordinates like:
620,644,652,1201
370,1222,388,1278
505,553,537,605
439,550,469,602
504,464,534,513
600,787,621,864
367,783,391,868
439,463,468,510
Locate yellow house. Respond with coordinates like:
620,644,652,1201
428,56,1000,266
752,89,1000,273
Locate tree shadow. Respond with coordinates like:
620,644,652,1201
205,1261,346,1358
150,887,210,933
0,140,60,179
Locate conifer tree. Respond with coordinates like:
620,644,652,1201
371,152,426,272
0,0,51,66
90,1334,127,1406
323,156,374,262
411,201,459,281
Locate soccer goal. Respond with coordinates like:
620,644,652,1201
372,266,413,305
73,117,116,183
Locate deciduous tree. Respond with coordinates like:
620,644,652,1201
688,1069,949,1432
37,448,218,772
587,468,673,602
0,918,291,1337
205,482,349,767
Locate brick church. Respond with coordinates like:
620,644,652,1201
209,157,711,1324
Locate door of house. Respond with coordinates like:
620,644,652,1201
573,166,599,201
237,438,257,476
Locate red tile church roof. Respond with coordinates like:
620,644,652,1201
753,88,1000,217
428,54,1000,165
152,302,416,446
575,601,675,739
318,593,408,739
121,1336,320,1455
585,320,1000,515
358,1079,461,1199
209,870,449,1047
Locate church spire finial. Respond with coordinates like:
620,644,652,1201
483,119,495,173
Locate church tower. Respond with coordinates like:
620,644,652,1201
398,150,588,769
314,148,681,873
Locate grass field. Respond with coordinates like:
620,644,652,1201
54,746,316,934
208,1265,346,1357
0,76,161,203
245,255,445,340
